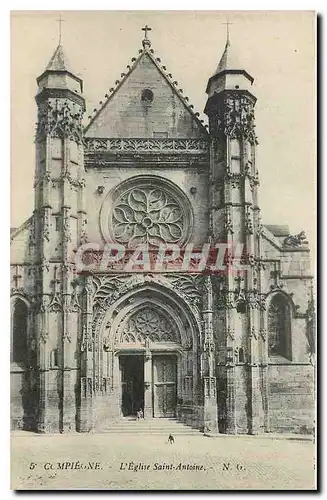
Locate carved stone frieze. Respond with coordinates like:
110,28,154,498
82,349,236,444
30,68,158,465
213,93,258,145
84,137,209,154
36,99,84,143
216,285,266,311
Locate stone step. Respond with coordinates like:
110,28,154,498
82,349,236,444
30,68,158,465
99,418,201,435
99,428,201,435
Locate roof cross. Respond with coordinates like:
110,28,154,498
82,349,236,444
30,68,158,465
142,25,152,39
222,19,234,45
56,13,65,44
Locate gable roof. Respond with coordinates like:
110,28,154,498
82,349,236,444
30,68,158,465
84,41,208,138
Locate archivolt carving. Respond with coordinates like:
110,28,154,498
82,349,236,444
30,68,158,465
91,273,202,348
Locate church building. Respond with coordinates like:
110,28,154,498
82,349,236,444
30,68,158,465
10,25,315,434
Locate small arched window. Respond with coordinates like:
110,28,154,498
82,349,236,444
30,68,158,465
268,294,292,360
238,347,245,363
12,299,28,364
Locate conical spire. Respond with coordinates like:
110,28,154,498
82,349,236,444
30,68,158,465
37,42,83,93
205,29,254,98
45,44,71,72
213,35,245,78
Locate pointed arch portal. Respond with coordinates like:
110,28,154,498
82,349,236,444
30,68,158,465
95,281,199,420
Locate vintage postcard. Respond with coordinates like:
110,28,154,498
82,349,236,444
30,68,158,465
10,10,316,490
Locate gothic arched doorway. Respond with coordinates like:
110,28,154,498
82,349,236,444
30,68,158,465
117,304,181,418
95,281,198,423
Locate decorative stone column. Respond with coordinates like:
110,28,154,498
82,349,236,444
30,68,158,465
202,276,219,433
78,275,93,432
143,340,153,419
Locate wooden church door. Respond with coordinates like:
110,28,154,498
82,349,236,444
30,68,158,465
152,356,177,418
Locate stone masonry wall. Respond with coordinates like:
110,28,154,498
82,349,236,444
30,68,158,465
268,364,314,434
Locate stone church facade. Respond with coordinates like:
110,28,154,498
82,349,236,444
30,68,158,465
10,27,315,434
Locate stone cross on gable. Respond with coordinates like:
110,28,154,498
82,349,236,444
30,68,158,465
142,25,152,39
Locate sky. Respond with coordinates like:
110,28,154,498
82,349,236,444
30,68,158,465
10,10,316,260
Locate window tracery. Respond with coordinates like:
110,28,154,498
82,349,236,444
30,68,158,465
103,177,193,248
121,307,180,344
268,294,292,360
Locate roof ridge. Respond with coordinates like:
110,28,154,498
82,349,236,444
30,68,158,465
10,216,33,242
84,45,208,134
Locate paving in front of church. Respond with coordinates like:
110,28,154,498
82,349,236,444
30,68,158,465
11,429,316,490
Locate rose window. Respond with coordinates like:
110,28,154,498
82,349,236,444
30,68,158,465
121,308,180,344
100,176,193,247
111,185,189,247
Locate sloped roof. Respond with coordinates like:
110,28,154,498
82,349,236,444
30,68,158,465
264,224,290,237
206,35,254,93
10,217,32,242
213,38,245,77
84,38,208,137
37,43,82,87
45,44,69,72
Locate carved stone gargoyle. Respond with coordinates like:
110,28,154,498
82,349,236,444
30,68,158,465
283,230,308,247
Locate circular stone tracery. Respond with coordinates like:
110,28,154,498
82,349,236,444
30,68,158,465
102,177,193,248
120,307,181,344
